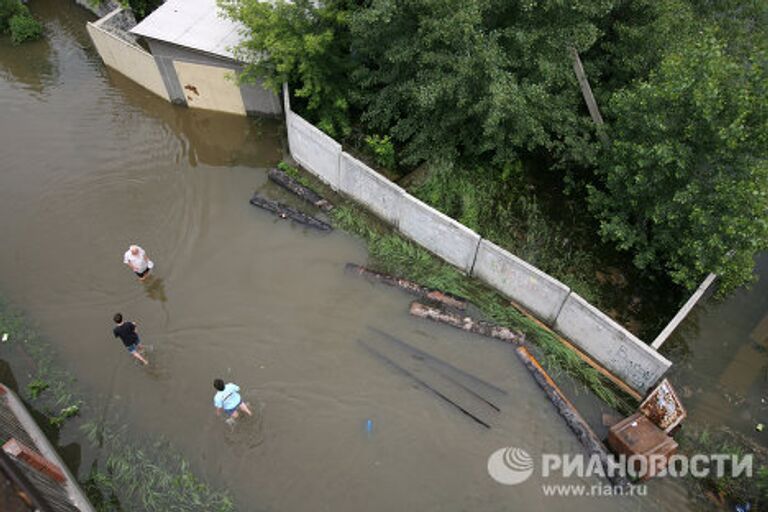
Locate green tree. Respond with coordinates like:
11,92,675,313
219,0,355,137
589,31,768,292
350,0,612,168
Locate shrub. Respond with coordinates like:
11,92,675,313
9,11,42,45
364,134,396,171
0,0,22,32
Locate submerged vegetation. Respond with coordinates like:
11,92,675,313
0,0,43,44
678,424,768,509
223,0,768,299
0,298,235,512
82,421,235,512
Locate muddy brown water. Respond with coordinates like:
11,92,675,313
0,2,710,511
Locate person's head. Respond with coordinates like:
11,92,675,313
113,313,123,324
213,379,225,391
130,245,139,255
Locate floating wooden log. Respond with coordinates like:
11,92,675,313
358,339,491,428
368,327,506,410
267,168,333,211
346,264,467,310
249,194,332,231
515,345,628,488
409,302,524,343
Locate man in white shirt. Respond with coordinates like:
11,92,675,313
123,244,154,281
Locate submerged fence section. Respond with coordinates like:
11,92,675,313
282,85,671,395
86,8,169,101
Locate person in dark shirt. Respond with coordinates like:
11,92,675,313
112,313,148,366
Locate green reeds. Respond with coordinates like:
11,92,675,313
82,420,234,512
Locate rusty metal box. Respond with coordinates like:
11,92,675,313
607,412,678,480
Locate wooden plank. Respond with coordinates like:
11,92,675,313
346,264,467,310
570,47,609,145
516,346,629,488
249,194,332,231
409,302,524,344
508,297,643,402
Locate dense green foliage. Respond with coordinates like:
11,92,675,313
122,0,163,21
0,0,42,44
589,30,768,291
225,0,768,295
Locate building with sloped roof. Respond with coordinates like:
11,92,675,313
0,384,94,512
87,0,281,116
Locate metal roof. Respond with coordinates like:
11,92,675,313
130,0,245,60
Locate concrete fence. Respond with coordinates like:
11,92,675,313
87,9,170,101
283,86,672,395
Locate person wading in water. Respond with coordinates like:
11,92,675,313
123,244,154,281
213,379,253,423
112,313,149,366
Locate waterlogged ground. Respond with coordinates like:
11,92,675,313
0,2,723,511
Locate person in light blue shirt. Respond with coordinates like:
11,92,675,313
213,379,253,420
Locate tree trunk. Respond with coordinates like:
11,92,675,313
346,264,467,310
268,168,334,211
515,345,629,488
250,194,332,231
408,302,523,343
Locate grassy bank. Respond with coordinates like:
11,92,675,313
678,424,768,509
0,298,235,512
279,162,635,413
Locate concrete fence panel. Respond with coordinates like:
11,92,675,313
397,195,481,273
339,153,405,226
472,240,570,325
554,293,672,393
86,22,169,101
287,112,342,188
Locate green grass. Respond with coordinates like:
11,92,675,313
678,425,768,509
82,420,235,512
0,298,82,424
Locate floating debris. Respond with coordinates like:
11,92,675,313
346,264,467,310
268,167,334,211
250,194,332,231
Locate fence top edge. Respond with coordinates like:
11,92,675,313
287,112,342,151
398,193,481,241
340,152,407,193
476,239,571,293
563,292,672,366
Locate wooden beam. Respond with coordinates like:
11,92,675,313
507,298,642,402
346,264,467,310
570,47,609,145
515,346,629,488
409,302,524,344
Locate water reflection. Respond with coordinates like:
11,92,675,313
665,253,768,447
104,70,284,168
0,34,55,94
142,275,167,303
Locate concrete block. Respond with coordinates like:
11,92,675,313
554,293,672,393
339,153,404,226
287,113,341,188
472,240,570,325
397,195,481,273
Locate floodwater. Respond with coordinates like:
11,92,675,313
663,255,768,447
0,2,712,511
